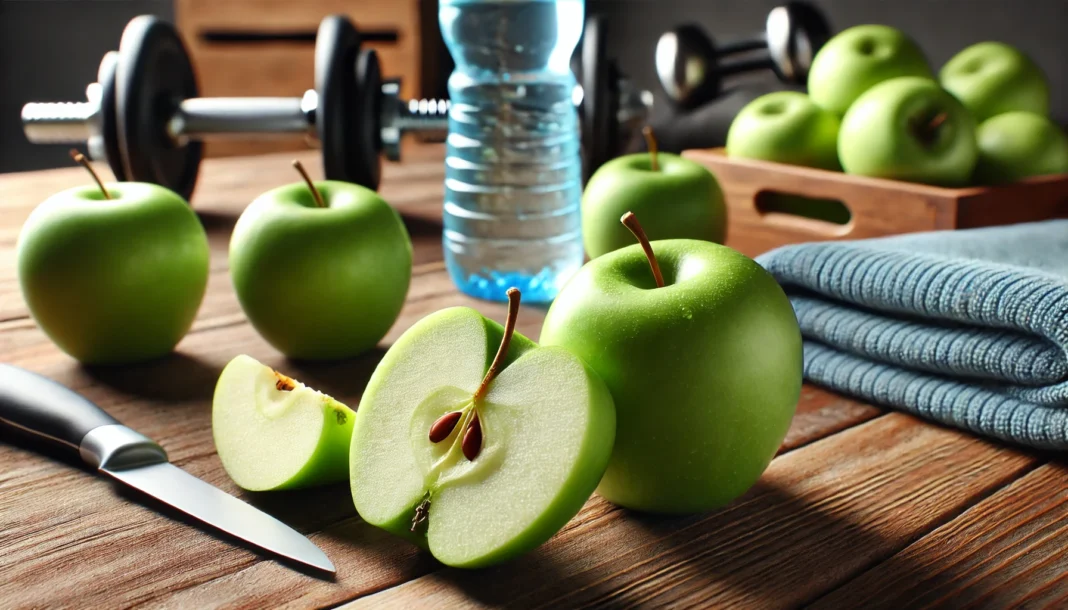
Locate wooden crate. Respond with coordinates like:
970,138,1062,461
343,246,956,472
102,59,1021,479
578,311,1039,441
684,148,1068,258
175,0,427,159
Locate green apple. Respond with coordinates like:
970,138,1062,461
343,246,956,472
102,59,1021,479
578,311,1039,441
838,76,979,186
807,24,933,116
350,290,616,568
726,91,842,170
229,163,412,361
973,111,1068,185
16,158,209,365
939,41,1050,122
540,213,802,514
581,145,725,260
212,354,356,491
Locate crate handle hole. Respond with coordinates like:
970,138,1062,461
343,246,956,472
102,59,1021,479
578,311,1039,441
754,190,854,234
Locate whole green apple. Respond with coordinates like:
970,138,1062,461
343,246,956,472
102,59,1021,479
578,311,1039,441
540,215,802,514
581,151,725,259
939,41,1050,122
807,24,933,116
17,175,209,365
726,91,842,170
839,76,979,186
229,166,412,360
973,111,1068,185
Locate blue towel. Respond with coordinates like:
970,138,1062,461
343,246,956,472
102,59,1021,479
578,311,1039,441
755,219,1068,451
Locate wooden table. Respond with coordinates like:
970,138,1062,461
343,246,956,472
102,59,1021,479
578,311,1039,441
1,147,1065,609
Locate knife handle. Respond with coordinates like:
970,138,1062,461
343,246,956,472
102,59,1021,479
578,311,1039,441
0,364,166,469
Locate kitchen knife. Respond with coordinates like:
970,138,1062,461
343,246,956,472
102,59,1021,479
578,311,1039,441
0,363,335,574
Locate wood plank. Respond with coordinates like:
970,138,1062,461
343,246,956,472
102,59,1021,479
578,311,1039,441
810,461,1068,609
341,415,1038,609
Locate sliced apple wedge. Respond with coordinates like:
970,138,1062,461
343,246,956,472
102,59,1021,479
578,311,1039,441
212,354,356,491
350,290,616,568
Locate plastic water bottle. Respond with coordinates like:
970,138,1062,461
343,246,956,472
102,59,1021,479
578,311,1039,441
439,0,586,304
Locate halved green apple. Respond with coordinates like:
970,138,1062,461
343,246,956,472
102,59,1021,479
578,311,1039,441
212,354,356,491
350,290,616,568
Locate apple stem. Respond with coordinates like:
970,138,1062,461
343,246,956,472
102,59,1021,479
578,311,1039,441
620,212,665,288
928,112,947,131
473,287,521,402
911,112,948,148
643,126,660,172
292,160,326,208
69,149,111,200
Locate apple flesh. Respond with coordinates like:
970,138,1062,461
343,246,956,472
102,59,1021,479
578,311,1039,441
540,238,802,514
17,181,209,365
807,24,933,116
212,354,356,491
939,42,1050,122
838,76,978,186
230,178,412,361
726,91,842,170
581,152,726,259
350,304,615,568
973,111,1068,185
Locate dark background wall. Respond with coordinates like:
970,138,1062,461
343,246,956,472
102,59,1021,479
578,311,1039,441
1,0,1065,173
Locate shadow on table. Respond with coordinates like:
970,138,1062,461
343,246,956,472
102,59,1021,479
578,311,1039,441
398,480,972,608
81,352,222,403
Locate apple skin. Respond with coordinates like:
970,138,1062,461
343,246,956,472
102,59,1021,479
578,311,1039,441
540,239,803,514
17,182,209,365
838,76,979,186
939,42,1050,122
973,111,1068,185
726,91,842,170
230,180,412,361
581,153,726,259
807,24,933,116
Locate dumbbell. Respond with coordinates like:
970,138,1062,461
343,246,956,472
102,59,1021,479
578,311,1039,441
21,14,652,201
655,1,831,110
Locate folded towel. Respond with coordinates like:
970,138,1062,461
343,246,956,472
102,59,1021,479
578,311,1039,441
756,219,1068,451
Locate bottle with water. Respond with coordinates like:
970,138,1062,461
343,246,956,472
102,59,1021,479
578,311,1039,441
439,0,586,304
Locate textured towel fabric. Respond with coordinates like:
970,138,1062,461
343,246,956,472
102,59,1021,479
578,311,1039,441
755,219,1068,451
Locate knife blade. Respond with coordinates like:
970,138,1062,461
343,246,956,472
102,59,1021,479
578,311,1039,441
0,363,334,574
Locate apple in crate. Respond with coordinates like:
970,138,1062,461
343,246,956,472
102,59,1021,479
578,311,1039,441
807,24,933,116
839,76,978,186
940,41,1050,122
726,91,841,170
349,289,616,568
541,213,803,514
973,111,1068,185
213,354,356,491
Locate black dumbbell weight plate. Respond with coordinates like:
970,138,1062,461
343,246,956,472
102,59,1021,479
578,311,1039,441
115,15,202,201
317,16,380,190
96,52,127,182
581,16,614,182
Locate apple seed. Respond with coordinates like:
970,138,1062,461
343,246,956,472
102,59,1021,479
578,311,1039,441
462,413,483,461
429,410,463,443
273,371,296,392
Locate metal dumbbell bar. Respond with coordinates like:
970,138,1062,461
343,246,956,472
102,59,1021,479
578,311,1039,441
22,14,652,201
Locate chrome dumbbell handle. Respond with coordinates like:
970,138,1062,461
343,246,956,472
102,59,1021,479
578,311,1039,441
23,85,451,162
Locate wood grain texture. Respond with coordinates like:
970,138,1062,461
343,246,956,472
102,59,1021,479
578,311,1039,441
684,148,1068,258
810,461,1068,610
0,144,1058,608
342,415,1039,609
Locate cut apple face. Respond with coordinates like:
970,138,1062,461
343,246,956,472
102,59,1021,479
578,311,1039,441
350,292,616,569
213,354,356,492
